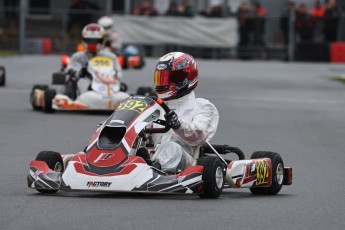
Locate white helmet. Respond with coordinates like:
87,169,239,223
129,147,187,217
81,23,105,53
98,16,114,30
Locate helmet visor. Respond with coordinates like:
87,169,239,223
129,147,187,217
83,38,102,44
154,70,188,86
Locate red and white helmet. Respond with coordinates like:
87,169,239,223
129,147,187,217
154,52,198,101
81,23,105,54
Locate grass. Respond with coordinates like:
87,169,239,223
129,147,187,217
0,50,18,57
331,75,345,85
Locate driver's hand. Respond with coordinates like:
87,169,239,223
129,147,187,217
164,111,181,130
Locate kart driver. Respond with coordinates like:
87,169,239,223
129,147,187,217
97,16,122,54
65,23,123,99
149,52,219,173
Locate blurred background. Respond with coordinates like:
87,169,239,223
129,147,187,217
0,0,345,62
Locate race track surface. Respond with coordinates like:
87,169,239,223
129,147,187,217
0,56,345,230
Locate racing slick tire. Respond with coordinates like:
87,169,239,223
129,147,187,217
43,88,56,113
250,151,284,195
35,151,64,193
197,156,225,198
0,66,5,86
136,87,155,96
30,84,49,110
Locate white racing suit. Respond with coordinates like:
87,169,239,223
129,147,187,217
152,91,219,172
65,50,123,95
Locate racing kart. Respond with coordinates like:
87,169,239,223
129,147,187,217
27,96,292,198
0,66,5,86
30,55,153,113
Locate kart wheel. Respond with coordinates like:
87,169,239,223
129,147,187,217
0,66,5,86
197,156,225,198
43,89,56,113
250,151,284,195
35,151,64,193
120,82,128,92
136,87,155,96
30,84,48,110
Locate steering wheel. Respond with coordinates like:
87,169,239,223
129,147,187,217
144,96,171,134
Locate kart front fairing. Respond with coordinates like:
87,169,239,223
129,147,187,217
28,96,204,194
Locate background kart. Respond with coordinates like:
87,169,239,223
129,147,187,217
28,96,292,198
30,56,154,113
0,66,5,86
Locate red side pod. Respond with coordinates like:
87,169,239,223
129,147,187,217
179,165,204,177
283,167,293,185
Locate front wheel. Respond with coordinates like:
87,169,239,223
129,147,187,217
250,151,284,195
197,156,225,198
35,151,64,193
43,89,56,113
30,84,48,110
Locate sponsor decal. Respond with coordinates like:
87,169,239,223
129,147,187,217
94,153,115,163
116,99,148,113
87,181,112,187
255,160,269,185
156,64,167,70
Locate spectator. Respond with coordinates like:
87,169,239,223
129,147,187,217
67,0,100,38
132,0,158,16
237,2,251,59
280,1,296,45
200,4,223,18
310,0,326,19
252,2,266,46
166,1,179,16
323,0,340,42
295,3,315,42
177,0,194,17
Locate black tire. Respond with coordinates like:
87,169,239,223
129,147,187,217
30,84,49,110
43,89,56,113
120,82,128,92
0,66,5,86
35,151,64,193
250,151,284,195
136,86,155,96
197,156,225,198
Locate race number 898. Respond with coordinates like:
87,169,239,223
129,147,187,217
116,100,148,113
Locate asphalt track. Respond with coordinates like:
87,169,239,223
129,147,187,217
1,56,345,230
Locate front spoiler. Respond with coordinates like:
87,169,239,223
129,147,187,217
28,161,203,195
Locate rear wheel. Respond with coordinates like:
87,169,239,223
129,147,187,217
30,84,48,110
0,66,5,86
43,89,56,113
250,151,284,195
35,151,64,193
197,156,225,198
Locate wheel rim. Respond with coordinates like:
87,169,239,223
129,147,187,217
215,166,224,188
276,163,284,185
54,162,63,172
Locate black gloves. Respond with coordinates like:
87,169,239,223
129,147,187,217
164,111,181,130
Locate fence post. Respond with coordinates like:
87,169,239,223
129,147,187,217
19,0,27,54
288,8,295,61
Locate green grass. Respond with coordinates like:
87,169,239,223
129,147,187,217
331,75,345,85
0,50,18,57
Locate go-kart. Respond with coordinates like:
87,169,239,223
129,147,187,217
30,55,153,113
27,96,292,198
0,66,5,86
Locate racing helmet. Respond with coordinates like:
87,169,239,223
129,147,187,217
154,52,198,101
97,16,114,31
81,23,105,54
